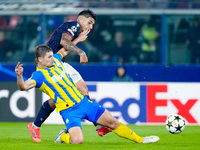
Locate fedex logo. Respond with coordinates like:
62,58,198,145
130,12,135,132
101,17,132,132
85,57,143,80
147,84,198,124
87,83,147,124
87,83,200,125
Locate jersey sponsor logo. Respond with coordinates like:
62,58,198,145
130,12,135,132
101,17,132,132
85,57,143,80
51,71,65,83
51,75,59,83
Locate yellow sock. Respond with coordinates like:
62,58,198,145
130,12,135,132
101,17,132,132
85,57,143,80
112,122,143,143
60,133,70,144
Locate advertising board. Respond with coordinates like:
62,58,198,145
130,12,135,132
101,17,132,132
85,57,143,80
0,82,199,125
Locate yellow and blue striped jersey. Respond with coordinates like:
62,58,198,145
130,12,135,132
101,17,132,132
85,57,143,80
30,53,84,112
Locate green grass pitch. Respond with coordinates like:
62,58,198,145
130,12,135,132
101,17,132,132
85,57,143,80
0,122,200,150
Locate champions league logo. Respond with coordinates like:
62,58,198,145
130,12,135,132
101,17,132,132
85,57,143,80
71,26,77,32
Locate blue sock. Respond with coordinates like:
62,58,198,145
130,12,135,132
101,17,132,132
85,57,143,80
34,100,55,127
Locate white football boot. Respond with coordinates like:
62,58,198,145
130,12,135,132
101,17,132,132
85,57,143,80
142,136,159,143
54,129,67,143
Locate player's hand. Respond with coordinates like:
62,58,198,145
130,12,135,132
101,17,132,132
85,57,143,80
79,52,88,64
15,62,24,76
77,28,90,42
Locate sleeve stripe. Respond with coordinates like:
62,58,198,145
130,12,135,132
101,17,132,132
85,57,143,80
63,31,74,40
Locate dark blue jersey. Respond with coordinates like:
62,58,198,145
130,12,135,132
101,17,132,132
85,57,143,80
46,21,81,54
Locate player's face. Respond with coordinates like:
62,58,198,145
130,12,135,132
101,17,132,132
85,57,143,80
39,51,54,68
80,16,95,32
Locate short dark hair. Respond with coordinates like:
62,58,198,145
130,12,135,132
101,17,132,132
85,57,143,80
78,9,96,21
35,45,52,59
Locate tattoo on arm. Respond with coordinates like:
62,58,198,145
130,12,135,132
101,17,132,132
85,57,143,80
61,33,85,55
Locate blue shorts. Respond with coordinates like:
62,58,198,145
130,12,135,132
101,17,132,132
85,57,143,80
59,97,105,131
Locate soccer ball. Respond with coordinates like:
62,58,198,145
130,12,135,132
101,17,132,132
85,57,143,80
165,114,186,134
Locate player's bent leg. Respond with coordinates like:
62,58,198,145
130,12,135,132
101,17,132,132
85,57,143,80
97,110,142,143
112,122,160,143
96,109,120,129
96,109,159,143
68,127,83,144
33,99,55,128
60,127,83,144
55,127,83,144
112,122,143,143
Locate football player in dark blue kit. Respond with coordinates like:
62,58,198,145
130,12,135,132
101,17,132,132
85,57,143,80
27,9,111,143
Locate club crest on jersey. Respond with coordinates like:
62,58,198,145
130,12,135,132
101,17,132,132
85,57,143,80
71,26,77,32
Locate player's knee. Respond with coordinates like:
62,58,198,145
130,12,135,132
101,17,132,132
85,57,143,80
71,137,83,144
107,116,119,129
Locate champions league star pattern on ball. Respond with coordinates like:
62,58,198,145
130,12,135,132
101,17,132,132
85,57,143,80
165,114,186,134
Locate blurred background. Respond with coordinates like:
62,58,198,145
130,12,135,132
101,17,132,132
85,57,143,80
0,0,200,125
1,0,200,81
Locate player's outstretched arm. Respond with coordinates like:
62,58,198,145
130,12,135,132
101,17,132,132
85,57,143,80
60,33,88,64
15,62,35,91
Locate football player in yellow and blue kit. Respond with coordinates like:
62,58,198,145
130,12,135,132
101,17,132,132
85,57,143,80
27,9,111,143
15,45,159,144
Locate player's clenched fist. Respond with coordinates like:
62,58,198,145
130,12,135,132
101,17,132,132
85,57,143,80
79,52,88,64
